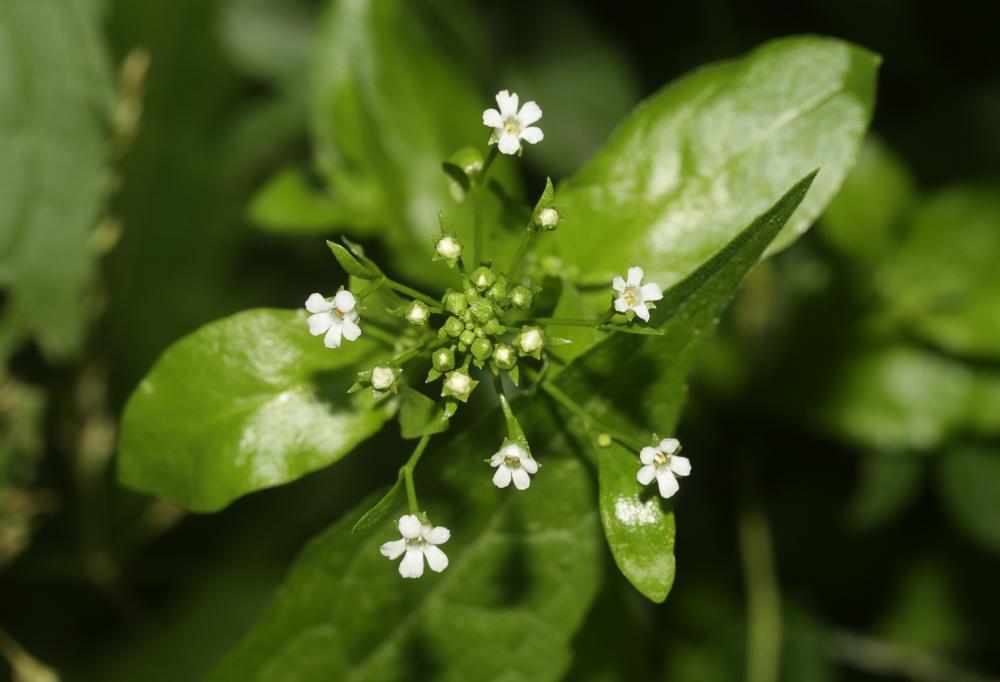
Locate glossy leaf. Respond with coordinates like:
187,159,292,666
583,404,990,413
212,403,601,682
0,0,114,359
553,173,817,601
554,36,878,289
118,309,393,512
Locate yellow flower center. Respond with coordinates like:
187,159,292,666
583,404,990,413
504,455,521,468
504,121,519,135
622,287,638,306
653,452,667,466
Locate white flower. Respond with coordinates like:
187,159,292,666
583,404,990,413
517,327,544,354
371,366,395,390
482,90,544,155
435,235,462,261
538,207,559,228
636,438,690,499
612,267,663,322
405,301,430,326
305,290,361,348
379,514,450,579
490,442,538,490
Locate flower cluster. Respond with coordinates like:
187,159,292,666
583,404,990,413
300,90,690,579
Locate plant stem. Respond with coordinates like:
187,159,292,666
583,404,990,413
356,278,385,300
384,278,443,311
402,434,433,514
506,230,533,279
738,493,782,682
527,317,605,328
472,146,499,266
361,323,400,348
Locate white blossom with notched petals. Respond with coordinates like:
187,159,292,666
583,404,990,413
490,442,538,490
379,514,450,579
636,438,690,499
305,289,361,349
482,90,544,155
612,267,663,322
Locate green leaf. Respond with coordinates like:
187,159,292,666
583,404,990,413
327,240,379,280
0,0,114,359
397,387,448,440
937,444,1000,552
351,480,402,534
554,173,817,601
554,36,878,288
118,309,393,512
212,404,601,682
249,168,343,233
878,184,1000,359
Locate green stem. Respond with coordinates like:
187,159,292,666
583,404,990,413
506,230,533,279
402,434,433,514
384,279,443,311
738,494,782,682
528,317,605,328
531,371,645,451
356,278,385,300
362,324,399,348
472,146,499,266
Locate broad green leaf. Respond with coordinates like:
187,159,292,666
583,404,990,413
0,0,114,359
118,309,393,512
554,173,817,601
937,445,1000,552
212,403,601,682
398,387,448,439
822,137,915,265
878,185,1000,359
554,36,878,288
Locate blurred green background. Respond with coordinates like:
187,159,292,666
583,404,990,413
2,0,999,680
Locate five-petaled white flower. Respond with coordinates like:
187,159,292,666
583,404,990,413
613,267,663,322
379,514,450,579
637,438,690,499
305,289,361,348
490,442,538,490
483,90,544,155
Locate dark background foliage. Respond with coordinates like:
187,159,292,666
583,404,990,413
2,0,998,679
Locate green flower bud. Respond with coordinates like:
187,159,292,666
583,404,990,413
516,326,545,355
459,329,477,347
371,365,397,391
482,318,506,336
470,266,496,291
442,290,467,315
509,285,534,310
538,207,560,229
487,278,508,305
442,316,465,338
442,370,476,402
492,343,517,371
435,235,463,261
469,299,496,324
432,347,455,372
470,337,493,361
405,300,430,326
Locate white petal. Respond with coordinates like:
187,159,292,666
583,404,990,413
670,455,691,477
492,465,512,488
521,457,538,474
511,467,531,490
305,293,333,313
323,321,343,348
424,526,451,545
423,544,449,573
399,548,425,579
482,107,502,128
517,101,542,126
627,266,644,287
489,452,505,467
614,296,629,313
379,538,406,560
334,290,356,312
637,464,657,486
640,282,663,302
656,469,680,499
612,276,627,293
307,312,333,336
501,442,525,459
341,316,362,341
398,514,422,539
633,303,650,322
639,446,658,465
659,438,680,454
519,126,544,144
496,89,518,116
497,131,521,155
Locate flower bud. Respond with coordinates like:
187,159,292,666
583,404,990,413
442,370,475,401
470,337,493,361
371,366,396,391
469,299,496,324
492,343,517,371
517,327,545,355
509,285,534,310
435,235,463,261
432,347,455,372
470,266,496,292
482,318,506,336
442,316,465,337
459,329,477,347
538,207,559,229
404,300,430,326
442,290,467,315
487,279,508,305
